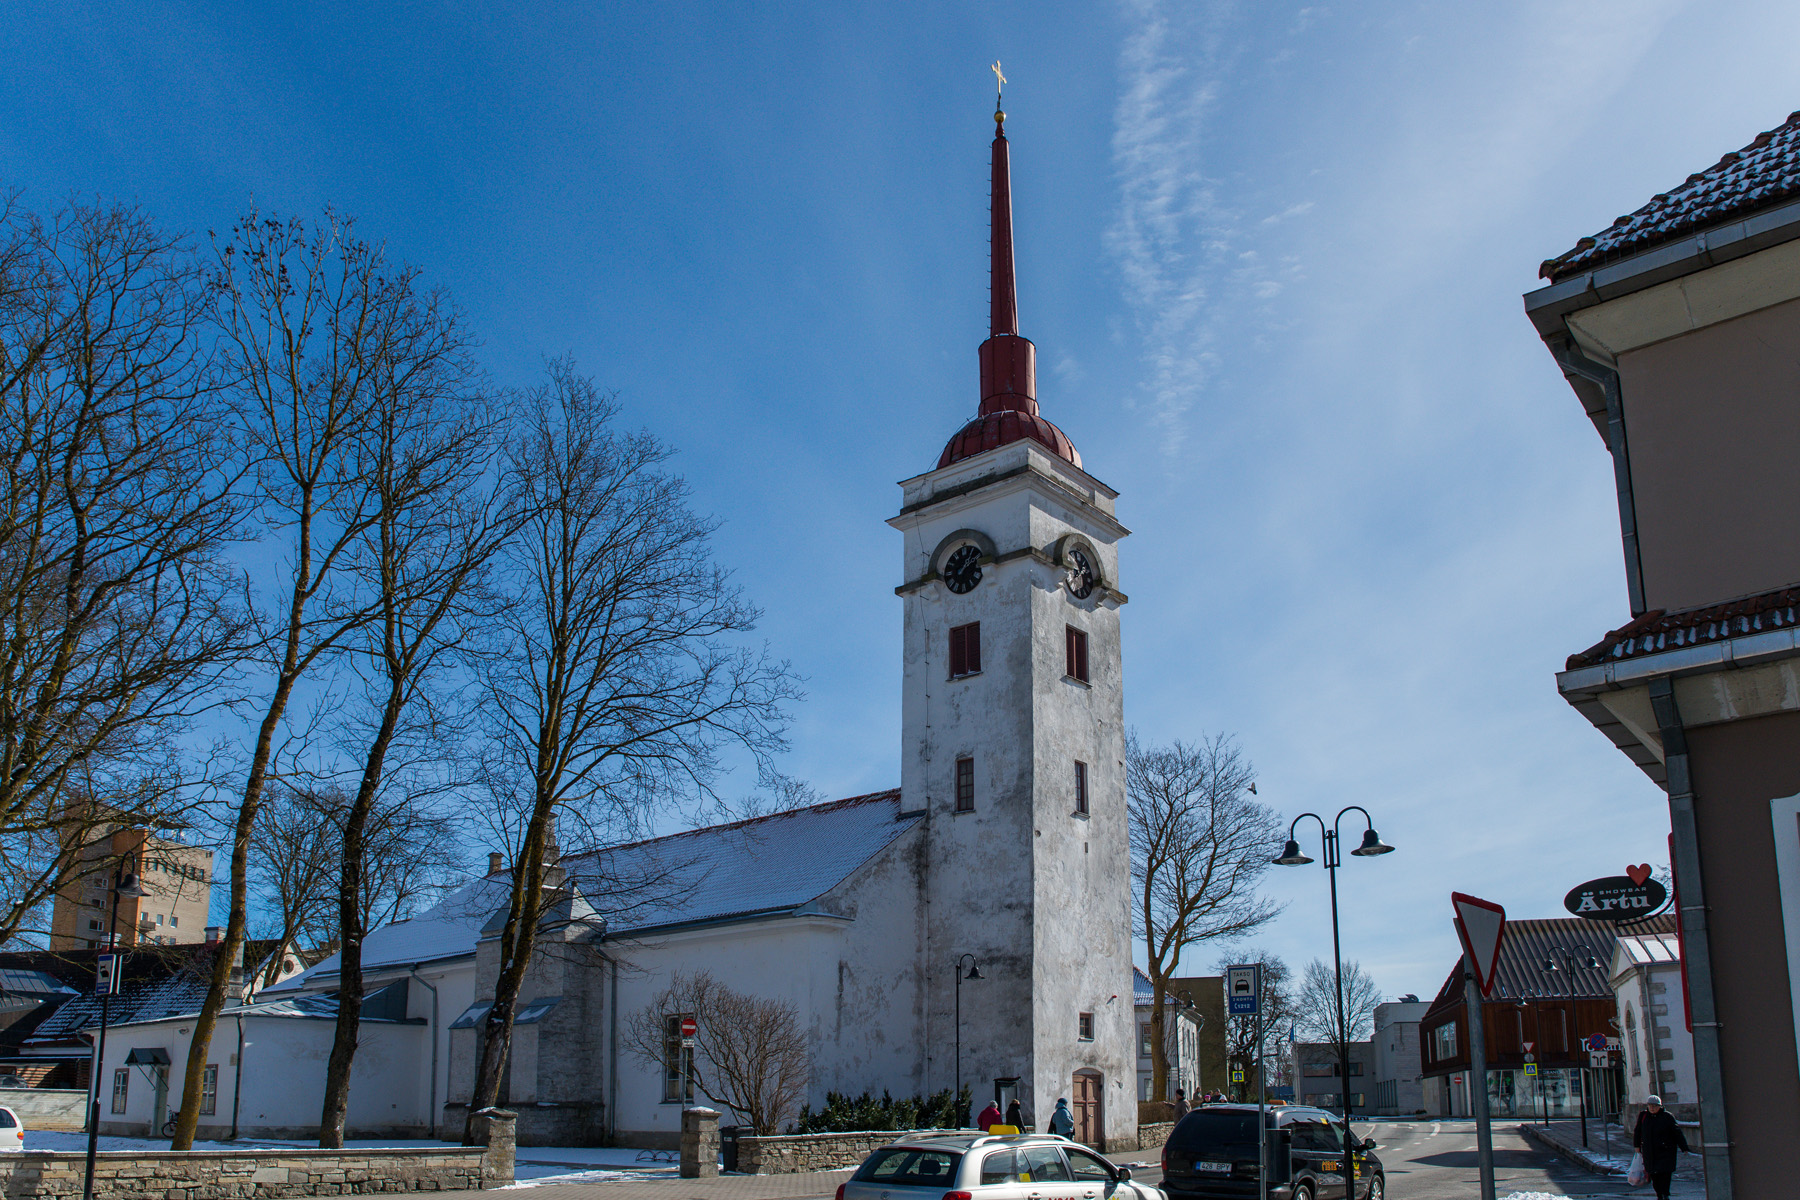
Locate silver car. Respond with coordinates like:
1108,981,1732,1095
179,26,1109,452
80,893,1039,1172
840,1133,1164,1200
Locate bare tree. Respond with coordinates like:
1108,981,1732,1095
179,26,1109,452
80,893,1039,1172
171,209,409,1150
1214,948,1293,1101
1130,731,1284,1103
1294,957,1381,1045
463,362,795,1142
0,195,248,946
316,253,513,1149
247,786,338,985
624,970,810,1135
247,784,464,991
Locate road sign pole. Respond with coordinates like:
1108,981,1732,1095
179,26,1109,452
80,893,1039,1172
1256,966,1266,1200
1463,956,1496,1200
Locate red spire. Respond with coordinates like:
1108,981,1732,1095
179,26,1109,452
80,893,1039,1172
939,90,1080,472
979,106,1036,417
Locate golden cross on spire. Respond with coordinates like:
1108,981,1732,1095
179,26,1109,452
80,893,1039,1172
991,61,1007,95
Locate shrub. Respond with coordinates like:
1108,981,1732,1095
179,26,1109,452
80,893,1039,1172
794,1086,973,1134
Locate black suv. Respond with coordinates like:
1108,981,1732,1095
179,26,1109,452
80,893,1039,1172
1159,1104,1384,1200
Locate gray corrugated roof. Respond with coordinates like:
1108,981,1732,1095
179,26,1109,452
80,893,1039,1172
1427,914,1679,1014
0,969,78,997
1542,110,1800,280
276,789,918,991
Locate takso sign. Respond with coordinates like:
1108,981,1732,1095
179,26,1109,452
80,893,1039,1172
1563,865,1667,921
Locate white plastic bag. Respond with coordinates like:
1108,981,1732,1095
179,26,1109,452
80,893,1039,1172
1627,1151,1647,1186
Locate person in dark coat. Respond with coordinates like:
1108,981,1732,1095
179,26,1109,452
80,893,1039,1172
1633,1096,1690,1200
1004,1099,1024,1130
1173,1089,1190,1119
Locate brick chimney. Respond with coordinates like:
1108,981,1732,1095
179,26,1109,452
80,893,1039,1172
488,852,504,875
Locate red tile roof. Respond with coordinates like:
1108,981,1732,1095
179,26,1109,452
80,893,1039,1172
1565,586,1800,670
1540,110,1800,281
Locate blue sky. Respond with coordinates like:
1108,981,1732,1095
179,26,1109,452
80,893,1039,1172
9,0,1800,998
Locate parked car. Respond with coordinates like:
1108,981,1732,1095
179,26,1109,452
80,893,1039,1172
1159,1104,1383,1200
839,1132,1165,1200
0,1105,22,1152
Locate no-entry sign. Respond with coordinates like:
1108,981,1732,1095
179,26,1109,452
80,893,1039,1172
680,1016,698,1044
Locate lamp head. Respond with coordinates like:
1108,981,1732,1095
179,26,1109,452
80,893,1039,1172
1351,828,1394,856
966,962,984,981
1273,840,1313,866
114,872,146,898
1542,957,1559,972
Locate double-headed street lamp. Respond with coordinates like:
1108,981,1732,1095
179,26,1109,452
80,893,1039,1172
1273,807,1393,1186
952,953,984,1117
1540,945,1601,1142
84,860,145,1200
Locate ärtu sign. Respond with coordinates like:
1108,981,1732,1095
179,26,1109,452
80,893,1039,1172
1563,868,1666,921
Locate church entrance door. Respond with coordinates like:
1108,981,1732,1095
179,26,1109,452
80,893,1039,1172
1072,1070,1103,1147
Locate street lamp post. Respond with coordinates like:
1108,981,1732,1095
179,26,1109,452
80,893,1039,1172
83,861,145,1200
953,954,983,1122
1273,807,1393,1193
1541,946,1600,1145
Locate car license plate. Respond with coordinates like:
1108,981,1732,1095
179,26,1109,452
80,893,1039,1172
1195,1162,1231,1174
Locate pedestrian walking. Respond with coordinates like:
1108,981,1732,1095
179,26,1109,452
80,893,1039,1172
1632,1096,1690,1200
1049,1098,1075,1137
1173,1088,1190,1119
1005,1099,1024,1130
977,1101,1003,1131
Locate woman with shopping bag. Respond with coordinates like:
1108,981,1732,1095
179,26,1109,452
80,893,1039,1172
1631,1096,1689,1199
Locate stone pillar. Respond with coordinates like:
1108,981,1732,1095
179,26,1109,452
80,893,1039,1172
469,1107,518,1187
681,1107,721,1178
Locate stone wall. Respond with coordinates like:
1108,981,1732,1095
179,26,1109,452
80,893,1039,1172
735,1129,941,1175
1136,1122,1173,1151
0,1089,88,1132
0,1146,507,1199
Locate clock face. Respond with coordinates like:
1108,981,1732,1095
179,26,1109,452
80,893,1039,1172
943,545,984,594
1066,548,1095,599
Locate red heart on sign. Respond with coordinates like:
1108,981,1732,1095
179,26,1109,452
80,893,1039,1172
1626,864,1652,885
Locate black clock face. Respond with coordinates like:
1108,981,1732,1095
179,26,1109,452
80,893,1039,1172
1066,548,1095,599
943,545,983,594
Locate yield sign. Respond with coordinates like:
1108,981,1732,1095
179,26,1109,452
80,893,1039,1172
1452,891,1507,996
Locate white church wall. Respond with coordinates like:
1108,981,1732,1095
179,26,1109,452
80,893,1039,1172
890,438,1137,1149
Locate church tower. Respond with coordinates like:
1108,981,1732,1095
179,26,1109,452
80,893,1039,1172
888,92,1134,1149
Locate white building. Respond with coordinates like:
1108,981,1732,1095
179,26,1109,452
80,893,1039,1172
1610,929,1697,1123
1370,997,1427,1116
1133,969,1202,1103
90,105,1139,1152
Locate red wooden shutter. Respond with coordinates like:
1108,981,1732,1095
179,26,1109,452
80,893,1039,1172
966,622,980,674
949,625,967,677
1076,630,1088,681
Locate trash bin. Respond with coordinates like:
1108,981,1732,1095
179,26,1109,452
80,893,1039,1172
720,1125,740,1173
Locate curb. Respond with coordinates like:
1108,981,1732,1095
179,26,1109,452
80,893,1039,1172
1517,1123,1622,1176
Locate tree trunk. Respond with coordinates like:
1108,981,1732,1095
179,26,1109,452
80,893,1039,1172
168,689,293,1149
1149,976,1170,1104
318,685,404,1147
462,796,553,1143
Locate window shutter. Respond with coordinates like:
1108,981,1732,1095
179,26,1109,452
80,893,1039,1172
966,622,980,674
949,626,967,678
1066,626,1089,682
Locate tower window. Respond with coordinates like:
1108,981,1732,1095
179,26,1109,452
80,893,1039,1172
1065,626,1089,683
956,757,975,812
949,622,981,678
1074,761,1088,815
1078,1012,1095,1041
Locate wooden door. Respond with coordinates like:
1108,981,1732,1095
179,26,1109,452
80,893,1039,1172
1072,1071,1103,1147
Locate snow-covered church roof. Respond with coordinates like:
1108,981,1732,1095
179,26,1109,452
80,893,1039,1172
273,788,915,991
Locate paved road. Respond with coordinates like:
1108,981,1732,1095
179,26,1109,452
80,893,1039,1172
1345,1119,1703,1199
1119,1119,1704,1200
437,1122,1708,1200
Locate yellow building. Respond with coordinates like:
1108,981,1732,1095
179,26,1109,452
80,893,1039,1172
49,825,213,950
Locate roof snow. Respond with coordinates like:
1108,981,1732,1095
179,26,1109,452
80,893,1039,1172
274,789,917,991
